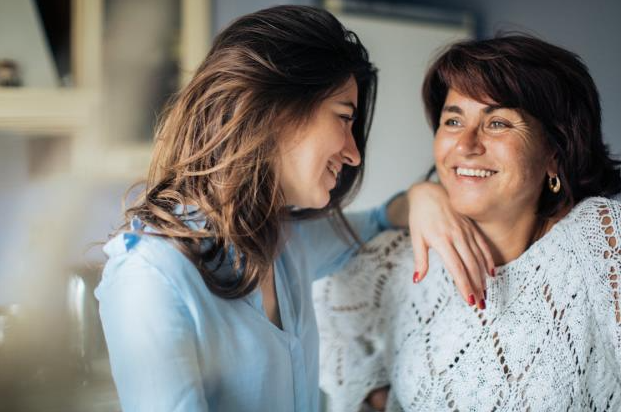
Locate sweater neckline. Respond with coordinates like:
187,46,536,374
494,200,581,274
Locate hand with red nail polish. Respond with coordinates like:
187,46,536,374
397,182,495,306
468,294,476,306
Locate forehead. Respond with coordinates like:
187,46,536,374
444,88,496,109
442,88,531,121
328,76,358,102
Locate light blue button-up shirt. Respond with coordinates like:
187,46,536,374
95,203,394,412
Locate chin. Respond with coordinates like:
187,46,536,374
449,195,491,220
311,194,331,209
296,191,331,210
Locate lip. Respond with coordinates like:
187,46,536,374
324,169,337,190
326,160,342,180
452,164,498,172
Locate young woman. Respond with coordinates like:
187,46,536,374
95,6,492,411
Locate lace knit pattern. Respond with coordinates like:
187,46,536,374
314,197,621,412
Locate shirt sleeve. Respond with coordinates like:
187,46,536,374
96,254,209,412
291,193,402,280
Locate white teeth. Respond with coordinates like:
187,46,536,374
456,167,495,178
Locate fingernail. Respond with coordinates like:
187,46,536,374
479,299,486,310
468,294,475,306
491,268,496,277
413,271,420,283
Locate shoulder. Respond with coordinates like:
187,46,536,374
563,196,621,242
561,198,621,347
559,196,621,283
96,231,202,305
566,196,621,223
321,228,412,295
313,229,410,330
358,228,411,260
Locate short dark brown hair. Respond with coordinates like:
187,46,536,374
422,34,621,218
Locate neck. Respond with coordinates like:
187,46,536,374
475,209,545,266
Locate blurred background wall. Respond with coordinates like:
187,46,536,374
0,1,618,410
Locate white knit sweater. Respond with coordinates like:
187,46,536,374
314,197,621,412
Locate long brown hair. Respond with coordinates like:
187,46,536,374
122,6,377,299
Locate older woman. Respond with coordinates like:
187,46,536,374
315,35,621,411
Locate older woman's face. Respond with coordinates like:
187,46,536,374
434,88,555,222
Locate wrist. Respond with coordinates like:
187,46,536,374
407,181,437,205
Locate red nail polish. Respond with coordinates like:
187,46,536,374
468,294,475,306
491,268,496,277
413,271,420,283
479,299,486,310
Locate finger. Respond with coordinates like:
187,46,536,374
434,242,476,305
365,387,390,411
472,228,496,276
452,235,486,302
411,233,429,283
465,230,489,293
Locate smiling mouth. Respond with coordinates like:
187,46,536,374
454,167,497,178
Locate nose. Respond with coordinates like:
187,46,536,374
341,132,361,167
456,127,485,156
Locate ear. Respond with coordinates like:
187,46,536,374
546,150,559,177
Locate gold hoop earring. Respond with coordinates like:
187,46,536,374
548,174,561,194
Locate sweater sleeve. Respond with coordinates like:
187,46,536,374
574,197,621,372
291,193,400,281
313,229,413,412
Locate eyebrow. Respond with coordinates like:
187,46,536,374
483,104,504,114
442,104,505,115
338,101,358,118
442,105,463,115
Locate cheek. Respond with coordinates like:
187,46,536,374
433,134,452,178
289,137,330,187
322,125,348,154
496,140,548,189
279,141,313,187
433,135,444,164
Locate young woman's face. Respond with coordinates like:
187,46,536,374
434,88,555,222
278,76,361,209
